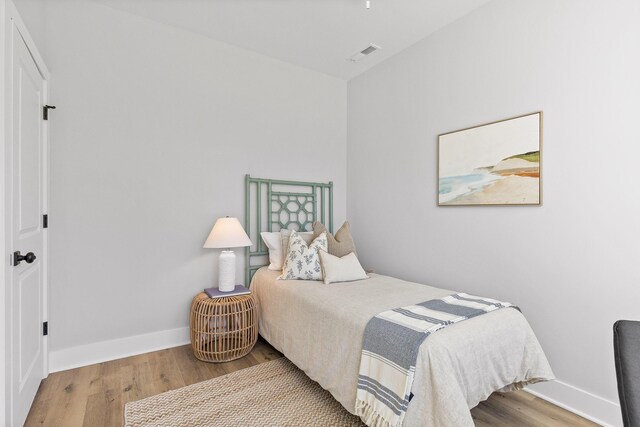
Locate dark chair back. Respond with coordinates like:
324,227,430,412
615,320,640,427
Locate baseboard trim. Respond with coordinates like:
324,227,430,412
49,326,190,373
526,379,621,427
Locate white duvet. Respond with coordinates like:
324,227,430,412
251,268,554,427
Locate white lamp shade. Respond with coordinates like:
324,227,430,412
203,217,252,249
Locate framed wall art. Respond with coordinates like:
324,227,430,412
438,112,542,206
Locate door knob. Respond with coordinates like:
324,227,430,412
13,251,36,266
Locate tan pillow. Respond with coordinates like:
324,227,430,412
318,251,368,285
312,221,357,258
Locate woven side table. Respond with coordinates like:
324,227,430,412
189,292,258,362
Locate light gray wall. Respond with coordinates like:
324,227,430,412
348,0,639,424
11,0,45,58
45,1,346,352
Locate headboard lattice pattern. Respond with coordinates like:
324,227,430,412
245,175,333,284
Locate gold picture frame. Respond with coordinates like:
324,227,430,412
438,112,542,206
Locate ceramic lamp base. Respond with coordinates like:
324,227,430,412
218,250,236,292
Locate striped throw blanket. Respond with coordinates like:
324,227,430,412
355,293,517,427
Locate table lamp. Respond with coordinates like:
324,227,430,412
203,216,252,292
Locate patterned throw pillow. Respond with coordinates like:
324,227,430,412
279,231,328,281
280,230,315,264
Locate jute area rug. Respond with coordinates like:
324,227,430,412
124,357,365,426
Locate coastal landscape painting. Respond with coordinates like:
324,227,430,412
438,112,542,206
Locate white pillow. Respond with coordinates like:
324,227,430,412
281,229,314,261
279,231,327,281
318,251,369,285
260,232,285,271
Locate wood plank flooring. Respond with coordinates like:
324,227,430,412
25,338,598,427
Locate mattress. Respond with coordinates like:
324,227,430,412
251,267,554,427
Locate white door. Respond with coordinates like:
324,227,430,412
8,26,48,427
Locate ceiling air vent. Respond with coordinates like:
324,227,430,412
348,44,381,62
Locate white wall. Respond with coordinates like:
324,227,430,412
347,1,640,425
45,1,346,367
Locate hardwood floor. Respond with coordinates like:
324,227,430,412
26,338,598,427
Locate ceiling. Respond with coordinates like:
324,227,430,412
91,0,492,80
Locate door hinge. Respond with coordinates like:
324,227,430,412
43,105,56,120
43,321,48,336
43,214,48,229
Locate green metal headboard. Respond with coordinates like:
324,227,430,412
245,175,333,284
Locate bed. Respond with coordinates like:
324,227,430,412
244,175,554,427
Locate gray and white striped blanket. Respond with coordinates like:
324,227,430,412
355,293,518,427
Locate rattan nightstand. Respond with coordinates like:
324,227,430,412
189,292,258,362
